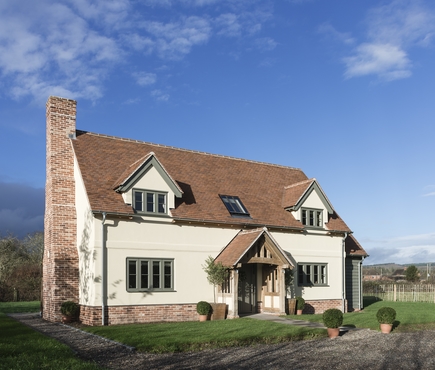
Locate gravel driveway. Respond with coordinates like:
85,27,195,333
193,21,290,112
9,313,435,369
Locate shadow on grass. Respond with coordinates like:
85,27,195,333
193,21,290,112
363,296,383,308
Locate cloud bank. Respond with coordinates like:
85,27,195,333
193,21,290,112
0,182,44,238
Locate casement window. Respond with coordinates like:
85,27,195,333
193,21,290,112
298,263,327,286
220,195,250,217
133,190,167,214
301,208,323,228
127,258,174,292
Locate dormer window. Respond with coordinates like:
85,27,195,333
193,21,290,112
134,189,167,214
301,208,322,228
220,195,250,217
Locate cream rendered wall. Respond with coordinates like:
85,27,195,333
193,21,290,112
271,231,343,301
122,166,177,213
293,189,328,228
94,219,238,308
74,158,97,306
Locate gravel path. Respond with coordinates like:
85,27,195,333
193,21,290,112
9,313,435,369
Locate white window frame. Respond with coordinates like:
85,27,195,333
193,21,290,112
297,263,328,286
127,258,174,292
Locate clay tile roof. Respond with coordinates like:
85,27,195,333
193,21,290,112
215,228,264,267
71,130,352,233
345,234,368,257
282,179,315,208
113,152,154,190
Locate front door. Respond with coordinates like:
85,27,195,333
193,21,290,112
238,264,256,313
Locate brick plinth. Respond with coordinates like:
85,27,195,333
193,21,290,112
80,304,198,326
303,299,346,314
43,96,79,322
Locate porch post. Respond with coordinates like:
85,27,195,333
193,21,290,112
232,269,239,318
279,266,286,315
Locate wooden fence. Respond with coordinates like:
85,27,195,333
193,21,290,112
363,284,435,303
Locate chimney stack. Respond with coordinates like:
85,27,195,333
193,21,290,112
43,96,79,322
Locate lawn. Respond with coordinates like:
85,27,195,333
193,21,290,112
84,318,326,353
0,302,101,370
285,298,435,333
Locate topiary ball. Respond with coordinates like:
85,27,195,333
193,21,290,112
323,308,343,328
196,301,212,315
376,307,396,324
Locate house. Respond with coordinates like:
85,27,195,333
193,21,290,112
43,96,368,326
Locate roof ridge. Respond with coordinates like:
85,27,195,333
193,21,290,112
284,178,315,189
76,129,303,172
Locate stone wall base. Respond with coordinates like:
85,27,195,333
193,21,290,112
302,299,347,314
80,303,198,326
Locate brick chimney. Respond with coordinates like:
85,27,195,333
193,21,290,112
43,96,79,322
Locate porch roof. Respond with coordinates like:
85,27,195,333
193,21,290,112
215,227,293,268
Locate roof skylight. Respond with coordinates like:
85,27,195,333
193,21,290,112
220,195,250,217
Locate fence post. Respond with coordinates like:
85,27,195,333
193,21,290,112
393,284,396,302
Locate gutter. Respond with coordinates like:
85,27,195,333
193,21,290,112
342,232,348,313
101,212,107,326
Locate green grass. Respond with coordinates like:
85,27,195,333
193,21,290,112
285,298,435,333
84,318,326,353
0,302,101,370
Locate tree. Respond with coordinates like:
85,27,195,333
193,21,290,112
0,232,43,301
202,256,228,302
405,265,419,282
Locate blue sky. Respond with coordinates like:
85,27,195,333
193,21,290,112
1,0,434,265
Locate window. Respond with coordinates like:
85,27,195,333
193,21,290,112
127,258,174,291
298,263,327,286
220,195,250,216
133,190,167,214
301,208,323,228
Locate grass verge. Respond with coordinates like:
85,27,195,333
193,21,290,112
84,318,326,353
0,302,100,370
285,299,435,333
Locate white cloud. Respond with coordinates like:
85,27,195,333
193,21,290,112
363,233,435,264
253,37,278,52
0,0,122,102
216,13,242,37
0,0,275,102
318,23,355,45
342,0,435,81
133,72,157,86
344,43,411,80
423,185,435,197
151,89,170,101
143,16,212,60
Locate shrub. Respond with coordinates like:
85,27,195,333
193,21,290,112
323,308,343,328
376,307,396,324
296,296,305,310
196,301,212,315
60,301,80,317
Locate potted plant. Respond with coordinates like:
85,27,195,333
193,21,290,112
376,307,396,334
323,308,343,338
196,301,212,321
203,256,228,320
60,301,80,323
295,296,305,315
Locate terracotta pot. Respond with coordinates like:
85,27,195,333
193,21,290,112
61,315,73,324
327,328,340,339
199,314,208,322
296,309,303,315
380,323,393,334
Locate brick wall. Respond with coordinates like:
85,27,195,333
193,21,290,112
303,299,346,314
80,304,198,326
43,96,79,322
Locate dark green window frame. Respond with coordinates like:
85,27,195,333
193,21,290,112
127,258,174,292
301,208,323,228
133,189,167,215
297,263,327,286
